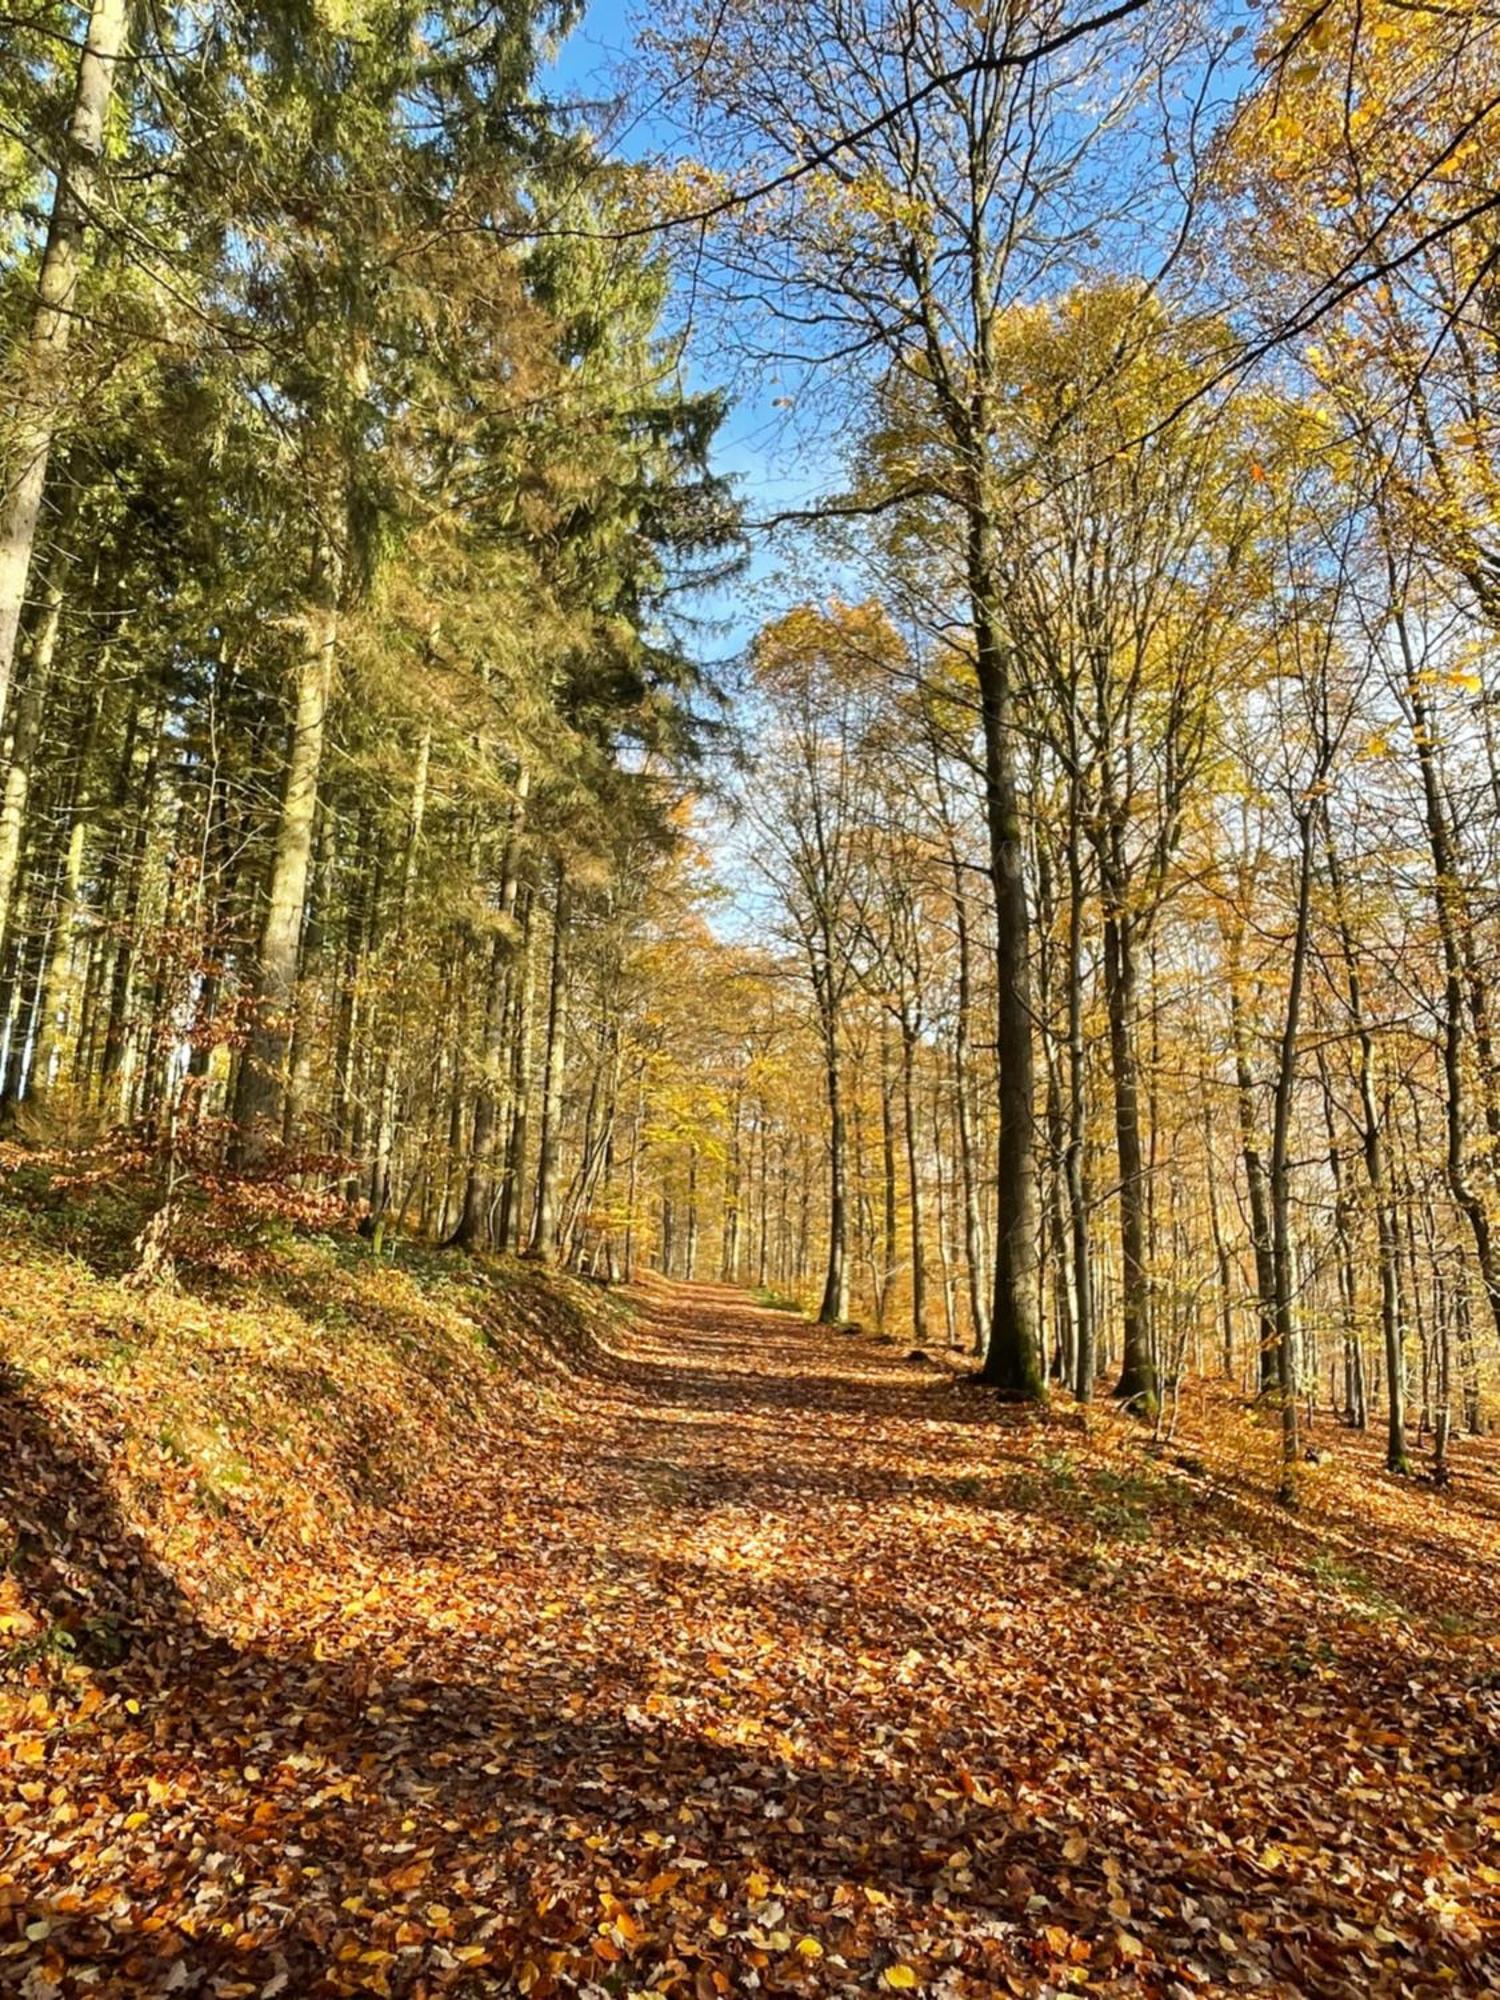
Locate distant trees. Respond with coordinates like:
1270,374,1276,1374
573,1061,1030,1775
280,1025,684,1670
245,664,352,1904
5,0,1500,1487
648,0,1206,1396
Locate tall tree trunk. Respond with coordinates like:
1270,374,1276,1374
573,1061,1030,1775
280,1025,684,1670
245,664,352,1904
0,559,66,960
1065,806,1095,1400
496,888,536,1252
949,865,989,1356
878,1017,897,1330
97,702,165,1112
232,539,341,1165
32,679,105,1103
970,521,1041,1395
1224,908,1279,1395
1269,807,1317,1506
684,1147,699,1281
451,767,528,1249
1317,1049,1367,1431
1104,888,1155,1411
0,0,130,726
1390,586,1500,1357
722,1086,743,1282
527,868,570,1260
1202,1094,1235,1381
900,1011,926,1342
368,725,430,1218
816,997,849,1324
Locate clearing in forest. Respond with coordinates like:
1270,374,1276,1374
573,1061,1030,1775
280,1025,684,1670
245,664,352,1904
3,1273,1499,1999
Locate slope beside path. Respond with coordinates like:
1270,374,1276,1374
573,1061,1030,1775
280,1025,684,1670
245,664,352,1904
4,1272,1499,1997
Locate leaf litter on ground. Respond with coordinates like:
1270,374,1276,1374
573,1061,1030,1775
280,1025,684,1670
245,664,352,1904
1,1179,1498,1998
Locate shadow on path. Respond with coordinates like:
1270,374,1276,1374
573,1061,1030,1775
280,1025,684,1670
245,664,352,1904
3,1281,1498,1997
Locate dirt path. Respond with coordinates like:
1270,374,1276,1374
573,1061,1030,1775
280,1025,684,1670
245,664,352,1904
9,1279,1499,1997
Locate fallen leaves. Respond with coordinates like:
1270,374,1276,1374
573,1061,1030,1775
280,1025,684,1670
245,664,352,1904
2,1212,1499,1998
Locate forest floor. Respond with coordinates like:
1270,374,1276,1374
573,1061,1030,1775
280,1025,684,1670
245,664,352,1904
3,1202,1500,1999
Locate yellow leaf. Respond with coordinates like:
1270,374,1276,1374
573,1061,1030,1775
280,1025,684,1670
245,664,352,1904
1062,1833,1088,1864
884,1967,919,1991
796,1937,823,1959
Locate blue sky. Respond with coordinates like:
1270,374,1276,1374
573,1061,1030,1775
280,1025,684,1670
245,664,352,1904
545,0,830,676
544,2,808,930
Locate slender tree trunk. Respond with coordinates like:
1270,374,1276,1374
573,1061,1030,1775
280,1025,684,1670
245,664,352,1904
1,899,53,1114
1202,1094,1235,1381
282,806,331,1152
451,768,528,1248
1269,808,1316,1506
816,979,849,1324
970,521,1041,1394
32,679,104,1103
497,888,536,1251
0,556,67,959
97,705,165,1111
1391,590,1500,1355
900,1011,926,1342
722,1085,743,1282
232,538,341,1164
1065,811,1094,1400
684,1147,699,1282
1224,910,1279,1395
369,725,430,1218
0,0,131,726
949,870,988,1356
1322,811,1407,1469
527,868,570,1260
1318,1050,1367,1430
1104,890,1155,1411
878,1015,897,1329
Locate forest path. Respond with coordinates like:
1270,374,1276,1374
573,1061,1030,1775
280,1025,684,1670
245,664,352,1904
339,1277,1497,1997
12,1277,1500,1997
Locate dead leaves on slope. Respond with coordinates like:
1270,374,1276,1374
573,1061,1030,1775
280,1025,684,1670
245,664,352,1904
3,1263,1500,1998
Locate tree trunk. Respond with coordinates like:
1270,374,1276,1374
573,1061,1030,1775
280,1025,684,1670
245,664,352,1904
722,1086,743,1282
1322,810,1407,1469
816,995,849,1324
232,539,341,1165
1224,910,1279,1394
970,520,1041,1396
368,725,430,1218
900,1011,926,1342
1269,808,1316,1507
949,866,989,1356
1104,893,1155,1411
0,0,131,726
1065,809,1095,1400
451,766,529,1247
496,888,536,1251
0,559,66,961
527,868,570,1260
